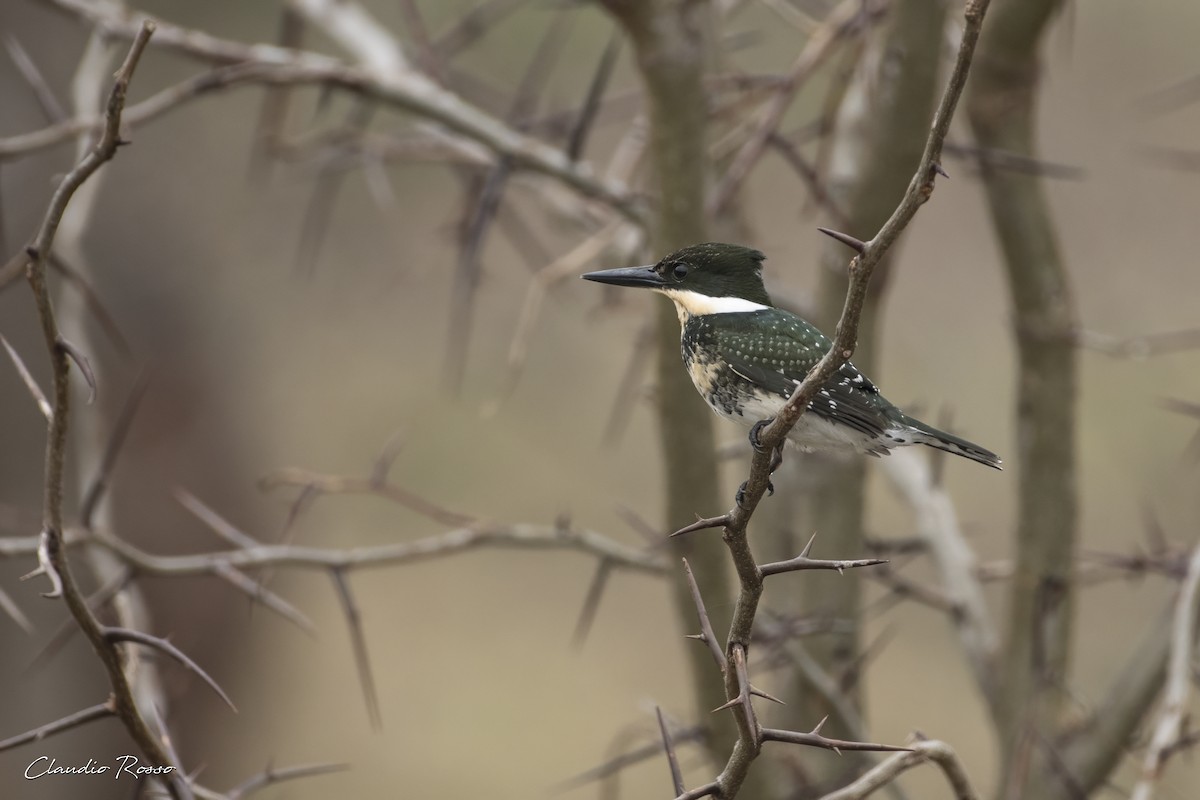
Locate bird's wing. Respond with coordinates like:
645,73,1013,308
713,312,891,439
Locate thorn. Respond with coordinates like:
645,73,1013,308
19,566,46,582
816,227,866,253
799,532,817,558
57,336,96,404
932,162,949,179
685,633,706,641
811,715,829,736
712,697,741,713
836,566,844,575
750,685,785,705
670,514,729,538
833,746,842,756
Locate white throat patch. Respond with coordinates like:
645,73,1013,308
658,289,768,324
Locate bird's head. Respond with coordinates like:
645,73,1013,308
582,243,773,315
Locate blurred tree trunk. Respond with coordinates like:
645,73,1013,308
761,1,947,793
966,2,1078,798
602,0,741,771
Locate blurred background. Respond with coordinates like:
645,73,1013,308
1,1,1199,798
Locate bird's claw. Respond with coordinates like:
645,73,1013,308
736,479,774,510
748,418,774,455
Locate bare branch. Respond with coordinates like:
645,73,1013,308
1129,541,1200,800
226,761,348,800
80,369,150,527
41,0,643,222
760,533,887,577
552,723,707,793
0,701,114,753
488,222,631,414
571,557,614,649
709,0,888,215
568,31,621,162
13,25,199,797
682,558,727,672
4,35,68,122
0,583,34,634
817,739,980,800
761,722,910,754
329,568,383,731
1,335,52,419
878,449,998,700
656,706,686,795
212,562,316,635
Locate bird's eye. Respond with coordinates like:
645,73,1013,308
672,264,689,280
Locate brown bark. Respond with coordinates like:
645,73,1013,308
602,0,738,767
966,1,1077,797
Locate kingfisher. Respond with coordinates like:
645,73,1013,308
582,242,1001,469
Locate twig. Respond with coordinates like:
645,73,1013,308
708,0,887,215
226,760,348,800
1129,541,1200,800
41,0,643,222
568,31,621,161
14,22,196,800
759,533,887,577
761,720,909,754
103,626,236,711
1,335,52,419
259,466,475,528
80,368,150,527
817,738,980,800
3,35,68,122
0,583,34,634
657,706,687,794
551,723,708,794
878,449,998,701
571,557,614,649
329,568,382,731
0,701,114,753
597,318,655,446
682,558,727,672
486,223,631,414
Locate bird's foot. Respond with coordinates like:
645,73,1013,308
768,444,784,474
736,479,774,510
748,418,774,455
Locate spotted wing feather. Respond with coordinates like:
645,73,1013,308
713,310,893,439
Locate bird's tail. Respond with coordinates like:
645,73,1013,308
894,413,1003,470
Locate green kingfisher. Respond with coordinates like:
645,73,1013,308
582,242,1001,469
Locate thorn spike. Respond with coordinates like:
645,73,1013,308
800,532,818,558
816,226,866,253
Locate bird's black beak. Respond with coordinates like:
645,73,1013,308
581,265,665,289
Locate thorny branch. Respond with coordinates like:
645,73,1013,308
1129,541,1200,800
8,21,202,800
36,0,643,222
661,1,993,797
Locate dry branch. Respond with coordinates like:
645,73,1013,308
40,0,642,222
816,738,980,800
10,21,198,800
644,1,994,796
1129,542,1200,800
